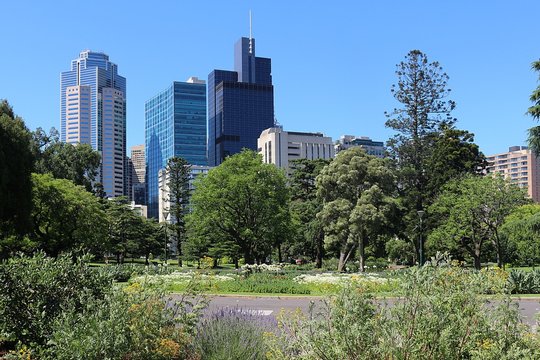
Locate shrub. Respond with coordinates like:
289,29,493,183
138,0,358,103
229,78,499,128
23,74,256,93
45,282,205,359
507,269,540,294
195,307,274,360
269,266,540,359
0,252,111,350
98,263,140,282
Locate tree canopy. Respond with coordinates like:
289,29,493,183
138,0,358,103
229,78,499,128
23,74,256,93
316,147,397,272
30,173,107,256
187,150,290,265
0,100,34,238
527,60,540,155
33,129,101,194
429,174,528,269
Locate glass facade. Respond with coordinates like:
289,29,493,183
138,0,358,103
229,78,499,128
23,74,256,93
145,81,207,218
208,37,274,166
60,50,127,197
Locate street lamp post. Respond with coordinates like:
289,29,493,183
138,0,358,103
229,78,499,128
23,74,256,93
417,210,425,266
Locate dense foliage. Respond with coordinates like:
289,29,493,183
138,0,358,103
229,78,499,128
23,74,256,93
0,100,34,242
187,150,291,265
316,147,397,272
0,253,206,359
0,253,111,349
267,265,540,360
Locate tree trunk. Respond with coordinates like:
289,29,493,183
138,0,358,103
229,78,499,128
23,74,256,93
244,252,254,265
315,230,324,269
338,251,347,272
474,242,482,270
234,258,239,269
177,241,183,267
145,253,149,266
359,237,365,273
277,244,282,264
213,257,218,268
473,255,481,270
338,245,355,272
493,231,504,268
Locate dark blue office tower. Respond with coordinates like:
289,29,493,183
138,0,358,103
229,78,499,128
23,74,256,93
208,36,274,166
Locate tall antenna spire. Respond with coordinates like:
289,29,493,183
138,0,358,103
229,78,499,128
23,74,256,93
249,10,253,54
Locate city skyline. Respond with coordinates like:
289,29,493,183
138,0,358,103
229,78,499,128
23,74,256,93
3,1,540,156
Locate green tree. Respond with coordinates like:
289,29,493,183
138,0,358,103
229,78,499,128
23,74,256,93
0,100,34,239
385,50,485,264
187,150,290,265
527,60,540,154
103,197,142,263
163,157,191,267
316,148,397,272
288,158,329,267
425,125,486,199
134,218,163,265
34,139,101,194
31,173,107,256
501,204,540,266
429,175,528,269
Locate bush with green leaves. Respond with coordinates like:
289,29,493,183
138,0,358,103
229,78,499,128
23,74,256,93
0,252,111,350
507,269,540,294
268,266,540,359
45,281,206,360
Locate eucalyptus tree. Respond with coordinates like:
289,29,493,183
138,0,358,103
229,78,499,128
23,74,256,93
316,147,397,272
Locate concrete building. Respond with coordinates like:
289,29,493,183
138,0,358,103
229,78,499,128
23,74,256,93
258,127,334,172
61,50,127,197
158,165,212,223
486,146,540,202
335,135,385,158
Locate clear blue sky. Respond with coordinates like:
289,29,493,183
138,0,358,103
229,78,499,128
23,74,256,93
2,0,540,156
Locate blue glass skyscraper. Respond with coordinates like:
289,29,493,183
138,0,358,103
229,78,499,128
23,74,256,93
60,50,127,197
208,36,274,166
145,78,207,218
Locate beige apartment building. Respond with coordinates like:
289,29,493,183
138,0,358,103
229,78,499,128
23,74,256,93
258,127,334,173
486,146,540,202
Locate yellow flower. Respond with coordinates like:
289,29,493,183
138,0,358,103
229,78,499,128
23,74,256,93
155,338,181,357
124,282,142,294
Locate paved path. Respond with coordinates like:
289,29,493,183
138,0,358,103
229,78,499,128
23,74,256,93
201,295,540,327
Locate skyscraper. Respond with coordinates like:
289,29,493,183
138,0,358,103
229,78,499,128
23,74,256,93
60,50,127,197
145,77,207,218
208,36,274,166
130,144,146,204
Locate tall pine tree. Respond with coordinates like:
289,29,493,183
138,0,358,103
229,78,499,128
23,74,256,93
163,157,191,267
